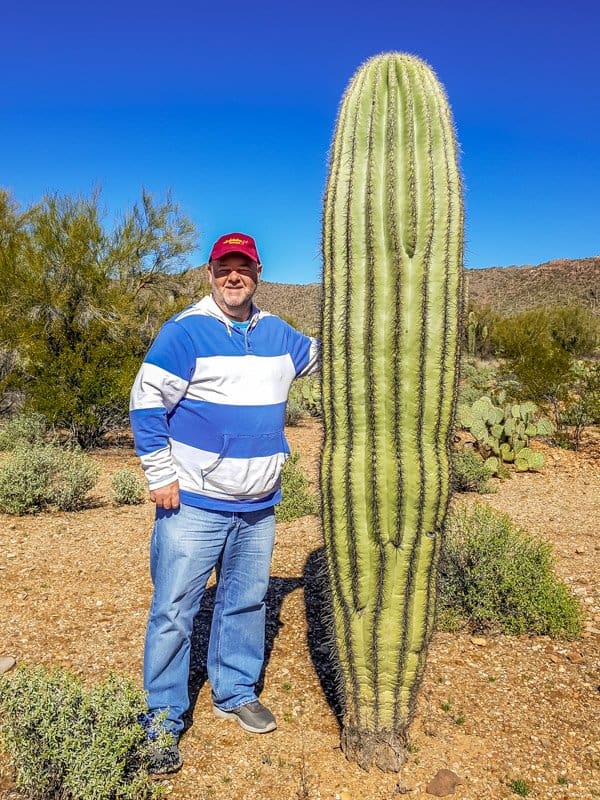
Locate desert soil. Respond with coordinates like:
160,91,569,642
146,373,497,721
0,418,598,799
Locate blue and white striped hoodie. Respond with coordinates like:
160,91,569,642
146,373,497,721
129,295,319,511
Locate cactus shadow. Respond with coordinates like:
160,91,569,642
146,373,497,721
184,574,303,732
303,547,345,725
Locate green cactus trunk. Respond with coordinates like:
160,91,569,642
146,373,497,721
321,53,464,771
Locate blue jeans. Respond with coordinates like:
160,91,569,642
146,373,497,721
142,503,276,736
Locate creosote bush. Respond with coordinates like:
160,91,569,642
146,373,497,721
438,503,582,639
0,665,163,800
276,452,318,523
437,503,582,638
0,444,99,514
112,468,145,505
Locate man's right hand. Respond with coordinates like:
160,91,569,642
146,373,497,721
149,480,180,510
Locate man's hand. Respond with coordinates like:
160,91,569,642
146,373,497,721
150,480,180,510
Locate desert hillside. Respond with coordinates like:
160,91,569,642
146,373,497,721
246,256,600,332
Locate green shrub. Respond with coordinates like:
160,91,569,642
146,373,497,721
50,449,100,512
459,359,499,406
0,444,99,514
437,503,582,637
458,356,521,408
452,450,495,493
2,189,197,448
544,304,599,356
556,359,600,450
491,305,599,360
276,452,318,522
0,410,48,451
285,398,305,427
111,468,145,505
463,305,502,359
0,665,163,800
491,314,573,405
289,376,321,418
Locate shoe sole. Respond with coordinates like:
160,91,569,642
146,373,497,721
148,756,183,776
213,705,277,734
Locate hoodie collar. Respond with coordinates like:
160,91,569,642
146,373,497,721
197,294,262,331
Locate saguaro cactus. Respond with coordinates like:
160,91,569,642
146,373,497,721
321,53,464,771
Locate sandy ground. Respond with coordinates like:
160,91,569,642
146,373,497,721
0,417,598,799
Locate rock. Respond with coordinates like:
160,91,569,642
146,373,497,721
470,636,487,647
549,654,561,664
568,651,584,664
340,792,352,800
17,591,28,600
426,769,463,796
575,547,586,554
0,656,16,674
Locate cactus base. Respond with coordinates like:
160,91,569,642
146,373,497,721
341,725,408,772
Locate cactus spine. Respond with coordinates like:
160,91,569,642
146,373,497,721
321,53,464,771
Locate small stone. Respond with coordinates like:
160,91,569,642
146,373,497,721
470,636,487,647
568,651,584,664
575,548,586,554
549,654,561,664
17,591,28,600
340,792,352,800
426,769,463,796
0,657,16,674
95,600,103,607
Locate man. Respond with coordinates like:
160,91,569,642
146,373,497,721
129,232,319,774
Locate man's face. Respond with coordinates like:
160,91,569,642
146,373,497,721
208,253,262,319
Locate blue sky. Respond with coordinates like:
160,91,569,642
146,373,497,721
2,0,598,283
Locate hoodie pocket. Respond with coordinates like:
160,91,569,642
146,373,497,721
200,432,289,497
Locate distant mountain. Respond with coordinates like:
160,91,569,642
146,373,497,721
465,256,600,316
190,256,600,333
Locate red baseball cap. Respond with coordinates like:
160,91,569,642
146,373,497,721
209,232,260,263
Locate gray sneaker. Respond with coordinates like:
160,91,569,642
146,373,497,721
213,700,277,733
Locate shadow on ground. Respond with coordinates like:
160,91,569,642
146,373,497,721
184,546,344,731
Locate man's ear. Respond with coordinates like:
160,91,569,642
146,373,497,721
256,262,263,281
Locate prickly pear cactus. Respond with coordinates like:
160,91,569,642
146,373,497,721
321,53,464,771
459,396,553,470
